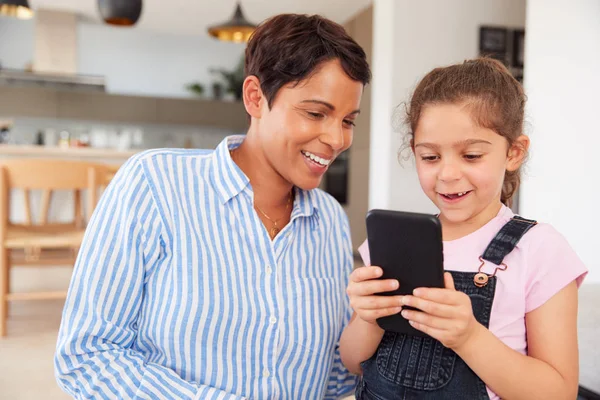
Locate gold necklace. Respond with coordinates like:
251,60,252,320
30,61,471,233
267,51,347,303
255,192,292,239
230,148,293,239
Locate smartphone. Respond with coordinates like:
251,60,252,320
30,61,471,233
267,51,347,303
366,209,444,336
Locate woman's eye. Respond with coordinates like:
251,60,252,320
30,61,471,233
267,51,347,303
343,120,356,127
307,112,324,119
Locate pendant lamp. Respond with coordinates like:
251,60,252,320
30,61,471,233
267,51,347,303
208,1,256,43
98,0,142,27
0,0,33,19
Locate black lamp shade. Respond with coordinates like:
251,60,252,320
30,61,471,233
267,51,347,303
98,0,142,26
0,0,33,19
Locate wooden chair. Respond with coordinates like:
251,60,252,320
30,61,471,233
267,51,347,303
0,159,109,337
105,164,121,185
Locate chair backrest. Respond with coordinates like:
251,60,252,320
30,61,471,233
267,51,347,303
0,159,109,228
104,164,121,186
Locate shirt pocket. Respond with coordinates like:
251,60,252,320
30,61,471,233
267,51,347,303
287,277,342,354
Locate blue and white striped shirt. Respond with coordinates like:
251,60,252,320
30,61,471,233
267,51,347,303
55,136,357,399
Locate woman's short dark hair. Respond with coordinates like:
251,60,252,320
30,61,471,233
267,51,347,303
245,14,371,108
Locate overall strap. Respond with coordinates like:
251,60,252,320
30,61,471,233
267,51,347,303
481,216,538,265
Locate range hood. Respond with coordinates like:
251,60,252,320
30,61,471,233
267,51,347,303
0,9,106,93
0,68,106,92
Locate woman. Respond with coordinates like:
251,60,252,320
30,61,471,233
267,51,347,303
55,13,370,400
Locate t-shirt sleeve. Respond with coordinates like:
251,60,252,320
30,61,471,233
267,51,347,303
524,223,588,313
357,239,371,266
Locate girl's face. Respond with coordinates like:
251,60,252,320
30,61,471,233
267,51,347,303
412,102,528,232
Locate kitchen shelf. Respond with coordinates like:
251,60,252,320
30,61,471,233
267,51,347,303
0,86,248,131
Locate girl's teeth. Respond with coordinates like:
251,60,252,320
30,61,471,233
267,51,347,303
442,191,469,199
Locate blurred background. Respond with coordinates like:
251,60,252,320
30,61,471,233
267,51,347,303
0,0,598,399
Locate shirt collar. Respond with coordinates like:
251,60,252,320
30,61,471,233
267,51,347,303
209,135,250,204
210,135,319,219
291,186,317,219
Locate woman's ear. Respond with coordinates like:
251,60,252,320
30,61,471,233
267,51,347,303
410,138,415,154
243,76,264,119
507,135,530,172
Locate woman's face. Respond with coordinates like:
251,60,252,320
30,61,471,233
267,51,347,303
252,59,364,190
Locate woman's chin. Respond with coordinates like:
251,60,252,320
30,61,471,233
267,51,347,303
290,175,324,191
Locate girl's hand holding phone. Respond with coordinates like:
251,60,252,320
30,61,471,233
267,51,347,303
399,272,483,350
346,265,404,325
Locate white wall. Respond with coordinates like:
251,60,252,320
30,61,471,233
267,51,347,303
0,15,244,98
521,0,600,283
369,0,526,212
0,17,34,70
368,0,396,211
77,23,244,98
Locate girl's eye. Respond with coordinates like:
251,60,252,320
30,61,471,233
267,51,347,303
421,155,439,162
464,154,483,160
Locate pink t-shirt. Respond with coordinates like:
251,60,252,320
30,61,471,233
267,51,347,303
358,205,587,400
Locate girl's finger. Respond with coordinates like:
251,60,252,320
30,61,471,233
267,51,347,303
401,309,453,330
401,295,455,317
350,266,383,283
348,279,399,296
444,272,455,290
408,320,446,341
360,307,403,322
353,295,403,310
411,287,463,305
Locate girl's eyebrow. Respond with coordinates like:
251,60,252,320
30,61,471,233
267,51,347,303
414,139,492,149
455,139,493,147
414,142,440,150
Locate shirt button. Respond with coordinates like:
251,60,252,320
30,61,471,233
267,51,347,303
266,266,273,275
269,316,277,324
263,369,270,378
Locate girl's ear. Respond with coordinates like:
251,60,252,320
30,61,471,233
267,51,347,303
410,138,415,153
507,135,530,172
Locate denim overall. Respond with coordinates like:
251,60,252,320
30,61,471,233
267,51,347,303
356,216,537,400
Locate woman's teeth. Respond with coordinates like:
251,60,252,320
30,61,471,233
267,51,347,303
302,150,331,166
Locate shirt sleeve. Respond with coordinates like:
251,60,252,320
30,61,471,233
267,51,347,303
324,210,358,399
54,155,245,400
524,223,588,313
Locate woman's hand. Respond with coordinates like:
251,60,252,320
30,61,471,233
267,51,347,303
346,266,404,325
400,272,482,351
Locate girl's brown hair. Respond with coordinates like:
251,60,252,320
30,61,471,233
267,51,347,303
406,58,526,206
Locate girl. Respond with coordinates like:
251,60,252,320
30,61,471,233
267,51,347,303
340,58,587,399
